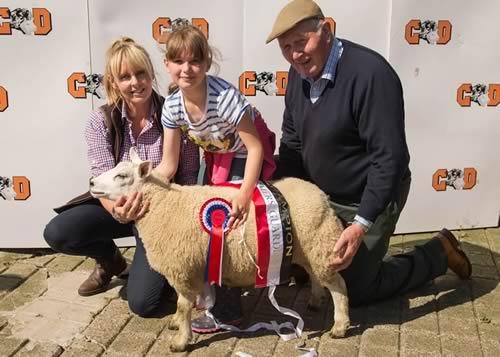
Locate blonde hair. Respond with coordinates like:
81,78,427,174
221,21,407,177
104,37,156,106
164,25,216,95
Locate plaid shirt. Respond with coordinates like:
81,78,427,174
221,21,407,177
305,38,343,104
84,101,199,185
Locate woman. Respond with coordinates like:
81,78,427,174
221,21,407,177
44,37,199,317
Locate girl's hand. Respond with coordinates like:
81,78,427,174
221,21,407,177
228,191,251,229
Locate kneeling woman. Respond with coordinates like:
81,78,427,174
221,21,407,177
44,37,199,317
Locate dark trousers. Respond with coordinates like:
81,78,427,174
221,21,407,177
43,203,170,317
334,176,448,306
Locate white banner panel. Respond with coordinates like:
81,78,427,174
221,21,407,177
0,0,499,247
0,0,91,248
390,0,500,233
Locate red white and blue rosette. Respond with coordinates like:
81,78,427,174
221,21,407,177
199,197,231,286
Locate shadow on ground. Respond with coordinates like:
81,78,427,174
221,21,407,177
184,239,498,351
1,238,498,352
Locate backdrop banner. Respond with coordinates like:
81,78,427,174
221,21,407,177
1,0,499,247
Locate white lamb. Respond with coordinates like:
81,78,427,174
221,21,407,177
89,148,350,352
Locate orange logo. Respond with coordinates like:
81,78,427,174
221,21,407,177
405,20,451,45
0,176,31,201
67,73,105,99
239,71,288,96
152,17,208,44
68,73,86,99
0,7,52,36
0,86,8,112
457,83,500,107
432,168,477,191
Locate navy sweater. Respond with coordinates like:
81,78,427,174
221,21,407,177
278,39,411,222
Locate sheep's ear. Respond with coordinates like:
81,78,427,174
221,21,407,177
129,147,141,163
138,161,153,179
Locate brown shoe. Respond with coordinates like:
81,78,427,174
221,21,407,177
78,250,128,296
436,228,472,279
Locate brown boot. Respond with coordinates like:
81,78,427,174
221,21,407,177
78,250,128,296
435,228,472,279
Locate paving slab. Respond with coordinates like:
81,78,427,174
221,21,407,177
13,341,63,357
0,227,499,356
0,271,121,350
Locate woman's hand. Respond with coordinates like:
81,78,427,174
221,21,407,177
111,192,149,224
228,191,251,229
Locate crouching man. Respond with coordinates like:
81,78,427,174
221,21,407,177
269,0,471,306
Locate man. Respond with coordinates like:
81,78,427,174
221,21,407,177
267,0,471,306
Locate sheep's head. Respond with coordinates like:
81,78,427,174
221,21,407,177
89,147,153,200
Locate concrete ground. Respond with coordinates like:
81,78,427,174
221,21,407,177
0,228,499,357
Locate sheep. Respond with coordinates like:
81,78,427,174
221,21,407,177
89,148,350,352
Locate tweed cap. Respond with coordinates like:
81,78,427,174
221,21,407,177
266,0,324,44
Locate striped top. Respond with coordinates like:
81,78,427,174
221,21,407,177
84,101,199,184
161,75,251,158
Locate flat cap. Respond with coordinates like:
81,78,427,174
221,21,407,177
266,0,324,44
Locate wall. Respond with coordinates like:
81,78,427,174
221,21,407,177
1,0,499,247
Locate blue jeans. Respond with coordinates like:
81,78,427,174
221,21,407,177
44,203,170,317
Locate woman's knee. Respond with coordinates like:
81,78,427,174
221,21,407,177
43,217,67,252
127,293,161,317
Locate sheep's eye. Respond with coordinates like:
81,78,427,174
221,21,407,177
115,174,127,180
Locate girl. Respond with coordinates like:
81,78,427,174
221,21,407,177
157,25,267,230
157,24,274,333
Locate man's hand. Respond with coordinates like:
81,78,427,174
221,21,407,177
111,192,149,224
327,223,365,271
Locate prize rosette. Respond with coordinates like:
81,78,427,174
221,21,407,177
199,198,231,285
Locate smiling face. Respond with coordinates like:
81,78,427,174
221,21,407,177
165,52,208,93
164,25,213,94
104,38,156,108
112,60,153,107
278,19,332,80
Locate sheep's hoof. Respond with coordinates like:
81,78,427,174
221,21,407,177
169,341,187,353
329,323,348,338
167,318,179,331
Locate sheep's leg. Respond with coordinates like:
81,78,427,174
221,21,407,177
167,310,180,331
325,273,350,338
307,273,327,311
167,293,185,331
169,294,193,352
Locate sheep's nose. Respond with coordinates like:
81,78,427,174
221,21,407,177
89,177,94,187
